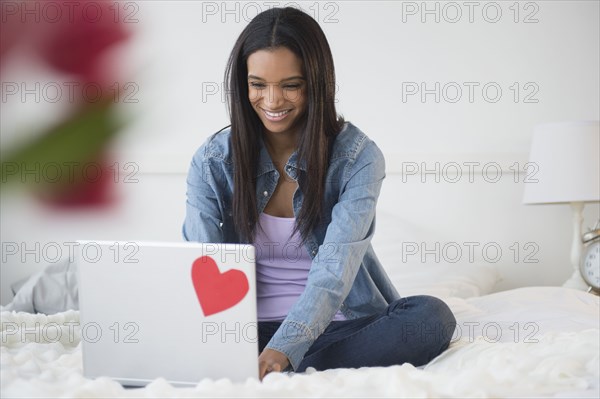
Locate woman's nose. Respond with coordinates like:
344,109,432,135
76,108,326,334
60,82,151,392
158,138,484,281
264,84,285,108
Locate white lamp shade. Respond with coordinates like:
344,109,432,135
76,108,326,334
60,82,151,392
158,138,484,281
523,120,600,204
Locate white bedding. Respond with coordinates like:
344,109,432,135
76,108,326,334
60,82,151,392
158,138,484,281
2,286,598,398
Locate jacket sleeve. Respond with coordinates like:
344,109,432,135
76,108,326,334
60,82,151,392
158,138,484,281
182,142,224,244
265,139,386,370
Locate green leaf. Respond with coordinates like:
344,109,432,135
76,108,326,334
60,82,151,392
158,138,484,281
1,98,125,187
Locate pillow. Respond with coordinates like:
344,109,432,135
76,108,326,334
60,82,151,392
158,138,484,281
2,259,78,315
372,209,501,298
384,262,501,299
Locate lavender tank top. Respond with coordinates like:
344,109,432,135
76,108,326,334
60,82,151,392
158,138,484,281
254,212,346,322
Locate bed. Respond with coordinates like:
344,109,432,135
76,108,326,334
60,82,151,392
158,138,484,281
1,259,598,398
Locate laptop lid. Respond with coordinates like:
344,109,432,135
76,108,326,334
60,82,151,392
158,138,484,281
76,240,258,386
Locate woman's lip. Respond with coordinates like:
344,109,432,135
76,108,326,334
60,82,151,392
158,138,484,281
261,108,292,122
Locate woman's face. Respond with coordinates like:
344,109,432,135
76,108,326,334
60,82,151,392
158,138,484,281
247,47,307,136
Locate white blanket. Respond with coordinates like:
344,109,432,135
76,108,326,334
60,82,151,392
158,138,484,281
2,287,599,398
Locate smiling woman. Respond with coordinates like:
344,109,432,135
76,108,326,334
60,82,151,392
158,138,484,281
246,48,308,219
182,6,456,382
222,7,343,242
247,48,307,132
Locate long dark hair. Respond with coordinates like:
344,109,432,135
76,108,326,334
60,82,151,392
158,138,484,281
224,7,345,245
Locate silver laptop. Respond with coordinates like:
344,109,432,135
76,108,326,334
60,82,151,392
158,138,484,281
76,240,258,386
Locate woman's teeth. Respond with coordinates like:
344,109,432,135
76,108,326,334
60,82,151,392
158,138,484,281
265,109,290,117
263,109,291,121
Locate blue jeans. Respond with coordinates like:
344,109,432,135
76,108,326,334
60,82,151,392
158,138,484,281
258,295,457,372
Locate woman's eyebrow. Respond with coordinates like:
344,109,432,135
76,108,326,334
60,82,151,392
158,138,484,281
247,74,305,81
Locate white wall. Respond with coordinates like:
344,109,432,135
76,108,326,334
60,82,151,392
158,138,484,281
1,1,599,305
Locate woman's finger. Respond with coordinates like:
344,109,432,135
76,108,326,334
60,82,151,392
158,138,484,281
259,362,269,381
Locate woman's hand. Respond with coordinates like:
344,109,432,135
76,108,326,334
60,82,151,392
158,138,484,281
258,348,290,381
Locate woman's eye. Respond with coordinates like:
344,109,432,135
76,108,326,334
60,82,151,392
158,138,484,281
283,84,301,90
249,82,302,90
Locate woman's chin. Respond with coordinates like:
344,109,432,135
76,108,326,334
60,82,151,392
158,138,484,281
262,121,293,134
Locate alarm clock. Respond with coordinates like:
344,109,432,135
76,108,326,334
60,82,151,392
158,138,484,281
579,225,600,294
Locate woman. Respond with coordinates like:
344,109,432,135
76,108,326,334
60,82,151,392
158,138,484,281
183,7,456,381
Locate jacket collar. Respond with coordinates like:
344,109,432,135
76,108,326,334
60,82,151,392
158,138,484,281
255,133,307,177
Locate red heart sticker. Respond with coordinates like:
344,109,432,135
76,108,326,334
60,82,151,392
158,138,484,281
191,255,249,316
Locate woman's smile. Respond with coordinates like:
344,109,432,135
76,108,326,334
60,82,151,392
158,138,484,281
261,107,292,121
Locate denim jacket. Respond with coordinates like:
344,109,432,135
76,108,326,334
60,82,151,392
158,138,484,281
182,121,401,370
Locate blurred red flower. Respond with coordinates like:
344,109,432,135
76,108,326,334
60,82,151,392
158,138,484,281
1,0,133,209
33,0,131,86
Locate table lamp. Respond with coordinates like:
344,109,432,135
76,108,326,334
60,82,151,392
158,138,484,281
523,120,600,289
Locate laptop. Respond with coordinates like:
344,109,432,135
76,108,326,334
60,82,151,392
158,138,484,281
76,240,259,386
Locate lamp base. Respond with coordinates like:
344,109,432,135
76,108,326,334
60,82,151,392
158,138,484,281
562,270,589,290
562,202,587,291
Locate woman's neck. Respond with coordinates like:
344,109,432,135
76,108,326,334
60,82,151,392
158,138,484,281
262,129,298,163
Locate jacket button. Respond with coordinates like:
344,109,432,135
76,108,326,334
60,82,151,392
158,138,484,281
263,191,268,197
